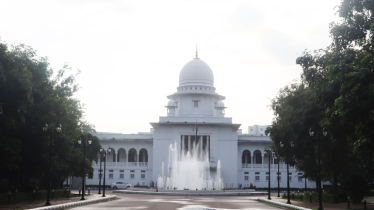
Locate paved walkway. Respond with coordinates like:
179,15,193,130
115,188,268,196
0,190,114,210
266,195,374,210
70,193,283,210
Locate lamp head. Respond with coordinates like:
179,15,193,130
43,124,48,132
88,138,92,145
291,141,295,148
107,147,112,153
78,138,82,145
323,127,327,137
56,124,62,133
309,128,314,137
280,141,284,148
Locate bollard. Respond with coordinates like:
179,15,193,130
347,196,350,209
66,188,69,198
310,193,312,203
33,189,36,201
156,189,158,192
88,188,90,195
364,197,366,210
8,190,11,204
52,189,54,200
79,188,81,196
292,193,294,199
301,194,303,201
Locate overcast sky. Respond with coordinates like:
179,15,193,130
0,0,342,134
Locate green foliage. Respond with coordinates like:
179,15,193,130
0,189,70,205
0,40,100,192
267,0,374,202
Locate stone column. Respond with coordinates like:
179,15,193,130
199,136,203,158
207,136,210,161
188,135,191,153
251,155,254,168
137,153,139,164
126,153,128,165
262,155,264,168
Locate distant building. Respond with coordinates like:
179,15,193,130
83,53,316,189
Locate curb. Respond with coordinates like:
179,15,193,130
29,195,117,210
257,198,311,210
114,190,267,196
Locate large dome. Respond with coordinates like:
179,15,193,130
179,58,214,87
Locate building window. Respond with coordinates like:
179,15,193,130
130,174,134,179
141,174,145,179
255,176,260,181
141,170,146,173
109,174,113,179
109,170,113,172
130,170,135,172
244,172,249,174
194,101,198,107
250,129,253,131
120,170,124,172
120,174,124,179
266,176,269,181
244,176,249,181
298,177,303,182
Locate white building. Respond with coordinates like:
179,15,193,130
86,54,316,189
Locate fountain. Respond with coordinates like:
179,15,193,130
157,142,223,190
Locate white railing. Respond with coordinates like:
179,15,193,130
106,162,116,166
138,162,148,167
93,162,150,167
242,164,251,168
117,162,126,166
253,164,262,168
129,162,137,166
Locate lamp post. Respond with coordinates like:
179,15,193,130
309,127,327,210
264,149,273,200
280,140,295,204
42,123,62,206
101,147,112,197
275,153,280,197
77,135,92,200
98,152,103,194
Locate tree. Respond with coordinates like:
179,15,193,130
268,0,374,202
0,40,100,192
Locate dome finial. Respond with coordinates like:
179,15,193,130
195,45,198,59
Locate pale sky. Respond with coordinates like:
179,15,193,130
0,0,342,134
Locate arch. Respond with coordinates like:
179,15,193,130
107,148,116,162
128,148,137,162
253,150,262,164
117,148,127,162
242,150,251,164
264,151,274,164
139,148,148,162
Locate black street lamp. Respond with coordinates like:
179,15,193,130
280,140,295,204
309,127,327,210
98,152,103,194
274,153,280,197
264,149,274,200
77,135,92,200
42,123,62,206
100,147,112,197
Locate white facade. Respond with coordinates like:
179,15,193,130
86,54,316,189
